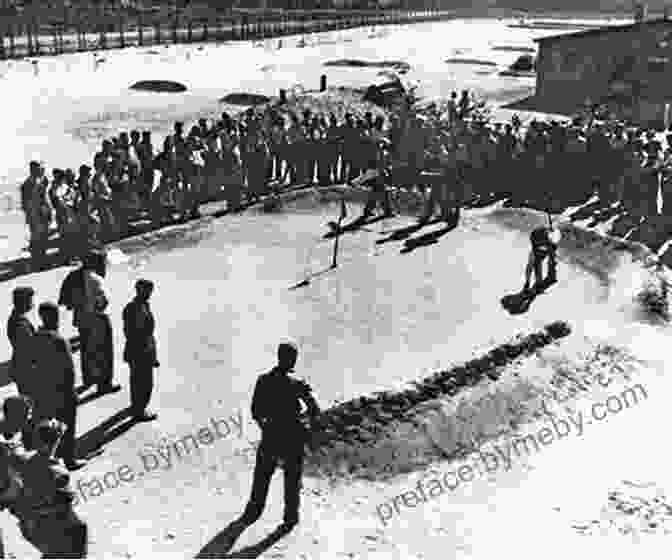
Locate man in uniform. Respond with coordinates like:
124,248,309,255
6,287,37,398
32,302,86,471
240,343,321,532
523,224,561,294
20,161,52,269
122,279,159,422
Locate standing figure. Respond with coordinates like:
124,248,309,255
20,162,52,269
138,131,155,209
74,165,100,257
152,137,179,226
49,169,80,263
523,225,561,293
91,157,117,242
32,303,86,471
122,279,159,422
7,288,36,399
325,114,342,184
240,343,321,531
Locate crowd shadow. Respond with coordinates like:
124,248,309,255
197,517,294,559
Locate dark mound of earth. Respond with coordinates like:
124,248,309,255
129,80,187,93
219,93,271,106
324,59,411,72
305,321,572,450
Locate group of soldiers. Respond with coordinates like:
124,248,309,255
1,250,160,556
18,87,672,271
17,88,483,269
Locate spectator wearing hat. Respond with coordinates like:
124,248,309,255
32,302,86,471
122,279,159,422
7,288,36,399
240,342,320,532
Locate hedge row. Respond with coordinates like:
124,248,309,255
304,320,572,448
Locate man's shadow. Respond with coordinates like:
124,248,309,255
75,408,138,460
197,517,294,559
500,279,556,316
322,215,386,240
375,217,442,246
400,221,458,254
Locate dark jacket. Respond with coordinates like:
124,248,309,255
251,368,319,448
7,311,35,372
122,298,157,364
7,311,36,395
32,328,76,414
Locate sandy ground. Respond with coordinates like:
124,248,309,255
0,192,668,558
0,15,670,559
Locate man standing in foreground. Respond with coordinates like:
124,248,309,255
122,279,159,422
32,303,86,471
240,343,321,532
7,287,37,399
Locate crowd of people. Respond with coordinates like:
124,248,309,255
17,87,481,269
1,248,159,556
19,86,672,272
8,83,672,556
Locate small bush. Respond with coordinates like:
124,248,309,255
637,267,670,321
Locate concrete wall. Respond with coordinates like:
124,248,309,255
535,22,672,114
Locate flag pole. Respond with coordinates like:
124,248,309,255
331,194,348,269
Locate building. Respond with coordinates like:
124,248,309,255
532,14,672,127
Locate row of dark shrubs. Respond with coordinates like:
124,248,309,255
304,320,572,448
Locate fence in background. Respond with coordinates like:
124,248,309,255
0,8,454,60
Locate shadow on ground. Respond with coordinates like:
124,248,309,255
197,517,294,559
75,408,136,460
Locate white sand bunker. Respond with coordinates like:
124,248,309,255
129,80,188,93
323,59,411,73
219,93,271,106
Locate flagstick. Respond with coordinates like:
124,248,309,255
331,195,347,269
331,215,343,269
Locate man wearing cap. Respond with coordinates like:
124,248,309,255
6,288,37,399
32,302,86,471
122,279,159,422
20,162,52,269
240,343,321,532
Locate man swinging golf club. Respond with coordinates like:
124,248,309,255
523,217,561,294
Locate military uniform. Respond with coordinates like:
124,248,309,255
20,173,52,267
32,328,78,467
6,309,36,398
242,368,319,526
122,296,158,417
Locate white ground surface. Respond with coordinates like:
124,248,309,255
0,16,670,559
